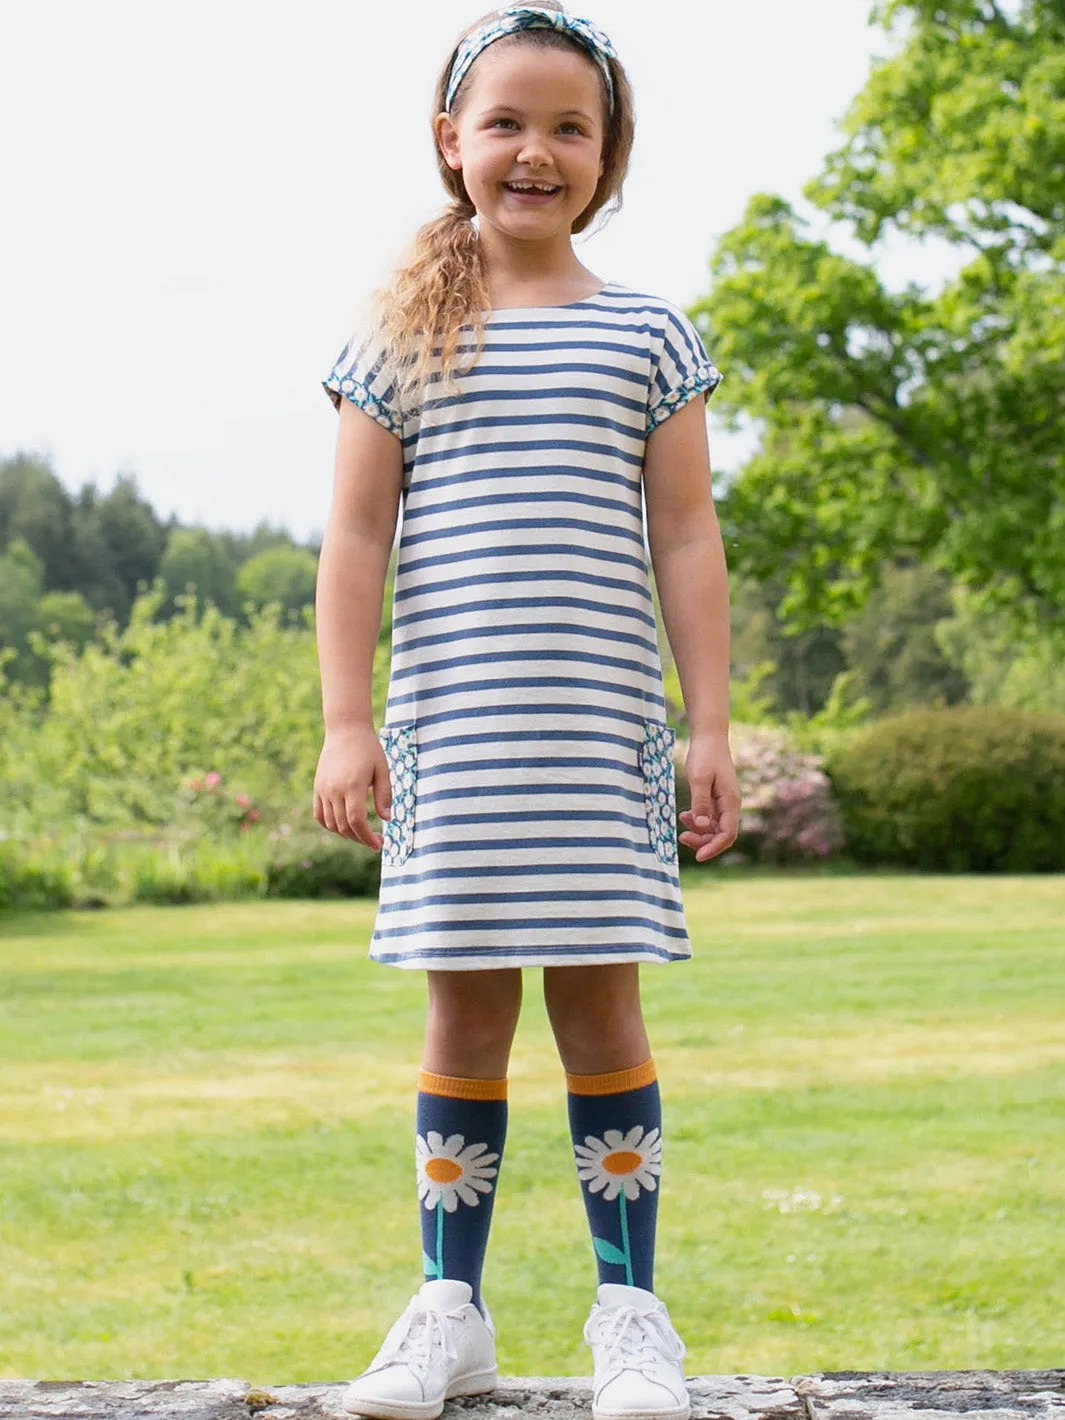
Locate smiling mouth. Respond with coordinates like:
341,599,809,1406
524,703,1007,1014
502,180,562,195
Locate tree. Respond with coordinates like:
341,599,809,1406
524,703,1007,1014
0,539,98,688
235,546,319,618
838,561,969,713
936,590,1065,715
158,527,236,615
0,454,74,591
34,592,97,654
92,475,168,610
699,0,1065,643
730,573,846,717
0,539,45,683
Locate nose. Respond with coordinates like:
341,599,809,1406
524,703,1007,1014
516,130,552,167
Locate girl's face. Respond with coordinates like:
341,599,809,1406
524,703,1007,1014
435,41,607,245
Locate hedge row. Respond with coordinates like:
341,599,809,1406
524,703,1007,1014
0,828,380,912
826,706,1065,872
3,706,1063,912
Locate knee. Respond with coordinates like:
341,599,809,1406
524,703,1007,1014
423,970,522,1075
543,965,650,1074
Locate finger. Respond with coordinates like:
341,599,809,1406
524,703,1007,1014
345,796,379,849
696,830,735,861
372,763,392,824
312,790,324,829
718,801,740,845
335,796,359,842
321,798,340,837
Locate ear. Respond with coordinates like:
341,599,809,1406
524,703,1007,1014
434,112,462,171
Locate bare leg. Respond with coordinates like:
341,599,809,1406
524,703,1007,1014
422,967,523,1077
542,963,650,1073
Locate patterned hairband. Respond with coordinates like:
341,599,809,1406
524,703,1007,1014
444,5,617,115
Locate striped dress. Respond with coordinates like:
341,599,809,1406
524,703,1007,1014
323,280,722,971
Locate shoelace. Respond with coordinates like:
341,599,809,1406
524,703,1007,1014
583,1304,687,1374
374,1303,460,1373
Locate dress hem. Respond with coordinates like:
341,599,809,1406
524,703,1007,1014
368,947,693,971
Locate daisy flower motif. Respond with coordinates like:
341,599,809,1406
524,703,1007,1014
416,1130,499,1213
574,1125,662,1202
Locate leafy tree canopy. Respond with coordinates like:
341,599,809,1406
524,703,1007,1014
699,0,1065,642
235,546,319,617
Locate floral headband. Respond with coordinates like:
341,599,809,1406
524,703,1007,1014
444,5,618,115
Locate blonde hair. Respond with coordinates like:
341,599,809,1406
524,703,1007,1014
364,1,635,415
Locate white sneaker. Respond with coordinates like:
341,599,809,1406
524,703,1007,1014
583,1283,691,1420
341,1278,497,1420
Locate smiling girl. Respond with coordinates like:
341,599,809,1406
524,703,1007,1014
314,5,740,1417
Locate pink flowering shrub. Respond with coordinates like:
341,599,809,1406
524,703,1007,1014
175,771,263,838
711,724,844,864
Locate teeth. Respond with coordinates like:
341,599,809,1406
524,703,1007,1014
507,181,558,192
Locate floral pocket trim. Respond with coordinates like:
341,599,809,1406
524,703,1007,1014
379,722,418,865
639,720,678,865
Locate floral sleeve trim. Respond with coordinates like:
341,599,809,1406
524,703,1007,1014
646,365,723,435
322,374,403,439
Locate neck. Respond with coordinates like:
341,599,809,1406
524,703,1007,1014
476,225,592,294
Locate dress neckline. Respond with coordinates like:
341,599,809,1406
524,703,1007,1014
485,281,617,314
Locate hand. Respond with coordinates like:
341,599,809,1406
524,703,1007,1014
678,732,741,863
312,725,392,850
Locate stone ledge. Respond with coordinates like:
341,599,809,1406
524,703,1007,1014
0,1371,1061,1420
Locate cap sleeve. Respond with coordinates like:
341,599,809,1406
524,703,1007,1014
322,330,404,439
646,304,723,435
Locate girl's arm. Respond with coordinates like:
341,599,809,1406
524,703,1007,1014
643,395,740,861
313,400,404,844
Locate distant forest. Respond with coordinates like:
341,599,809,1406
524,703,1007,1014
0,451,320,687
1,449,1062,720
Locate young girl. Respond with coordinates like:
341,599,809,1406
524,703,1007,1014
313,5,740,1417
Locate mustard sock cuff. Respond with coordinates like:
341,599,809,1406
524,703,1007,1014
565,1058,657,1096
417,1069,508,1101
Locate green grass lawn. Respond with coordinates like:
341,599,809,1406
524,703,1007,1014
1,870,1062,1382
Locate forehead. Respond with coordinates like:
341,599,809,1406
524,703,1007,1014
462,37,604,112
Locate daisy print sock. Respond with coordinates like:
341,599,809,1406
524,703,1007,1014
415,1070,507,1314
566,1059,662,1291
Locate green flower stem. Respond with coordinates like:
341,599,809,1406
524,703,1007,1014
619,1191,633,1286
436,1196,444,1279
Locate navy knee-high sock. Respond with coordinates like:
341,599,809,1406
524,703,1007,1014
566,1059,662,1293
415,1070,507,1314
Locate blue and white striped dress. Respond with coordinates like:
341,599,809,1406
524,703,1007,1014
323,280,722,971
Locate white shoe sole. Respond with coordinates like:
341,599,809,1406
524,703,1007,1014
592,1400,691,1420
342,1366,497,1419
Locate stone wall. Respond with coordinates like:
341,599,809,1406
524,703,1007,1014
0,1369,1061,1420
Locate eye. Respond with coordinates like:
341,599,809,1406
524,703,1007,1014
489,117,518,128
559,122,584,135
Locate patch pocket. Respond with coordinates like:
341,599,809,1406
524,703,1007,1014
639,719,678,865
378,722,418,866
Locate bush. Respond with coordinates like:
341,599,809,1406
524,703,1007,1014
0,825,383,913
128,835,269,905
827,706,1065,871
0,839,73,910
0,587,326,838
0,831,272,911
675,725,845,864
265,828,381,899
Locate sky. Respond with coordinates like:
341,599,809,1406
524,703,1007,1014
0,0,961,545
